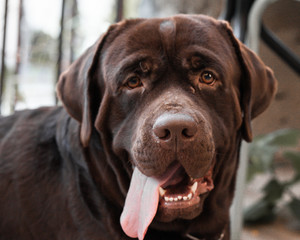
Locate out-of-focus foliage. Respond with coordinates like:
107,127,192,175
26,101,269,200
244,129,300,224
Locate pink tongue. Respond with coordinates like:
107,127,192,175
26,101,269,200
120,165,180,240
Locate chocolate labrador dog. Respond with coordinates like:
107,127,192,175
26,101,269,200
0,15,276,240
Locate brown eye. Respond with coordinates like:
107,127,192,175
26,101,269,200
126,76,142,89
200,71,216,85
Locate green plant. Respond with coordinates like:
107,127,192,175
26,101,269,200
244,128,300,224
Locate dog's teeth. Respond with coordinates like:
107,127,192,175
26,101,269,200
163,194,194,202
191,182,198,194
159,187,166,196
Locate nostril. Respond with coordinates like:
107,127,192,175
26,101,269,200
153,126,171,140
161,129,171,140
153,125,171,139
182,128,195,138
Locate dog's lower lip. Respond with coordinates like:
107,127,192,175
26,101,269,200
159,180,197,199
160,181,197,201
158,169,213,209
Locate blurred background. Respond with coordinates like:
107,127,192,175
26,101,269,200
0,0,299,239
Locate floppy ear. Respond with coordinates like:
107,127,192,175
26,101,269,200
56,26,114,147
219,21,277,142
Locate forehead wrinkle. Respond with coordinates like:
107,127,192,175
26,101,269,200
180,45,227,77
107,53,149,85
159,19,176,60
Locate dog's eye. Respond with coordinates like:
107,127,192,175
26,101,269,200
200,71,216,85
126,76,143,89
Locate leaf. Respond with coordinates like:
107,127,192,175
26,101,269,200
263,178,285,203
248,128,300,181
244,199,276,224
284,173,300,187
247,161,262,182
284,151,300,174
267,129,300,147
252,129,300,148
288,198,300,221
249,145,277,172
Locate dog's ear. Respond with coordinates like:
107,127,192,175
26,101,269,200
219,21,277,142
56,25,116,147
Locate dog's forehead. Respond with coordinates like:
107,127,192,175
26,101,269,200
159,19,176,53
102,15,239,86
108,15,230,61
159,19,176,34
136,16,218,48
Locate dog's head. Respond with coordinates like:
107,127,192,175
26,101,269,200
57,15,277,239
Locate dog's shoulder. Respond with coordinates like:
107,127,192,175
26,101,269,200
1,107,62,143
0,107,69,166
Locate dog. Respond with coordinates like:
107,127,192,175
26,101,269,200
0,15,277,240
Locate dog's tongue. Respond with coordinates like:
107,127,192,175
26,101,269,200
120,165,180,240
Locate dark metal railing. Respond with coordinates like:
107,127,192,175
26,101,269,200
57,0,66,84
0,0,9,112
261,23,300,75
116,0,124,22
220,0,300,74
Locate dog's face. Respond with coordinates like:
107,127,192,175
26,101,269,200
57,15,277,239
102,17,243,222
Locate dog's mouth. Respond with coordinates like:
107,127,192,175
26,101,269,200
158,164,214,210
120,162,214,240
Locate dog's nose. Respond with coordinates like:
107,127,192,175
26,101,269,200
153,114,197,148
